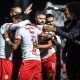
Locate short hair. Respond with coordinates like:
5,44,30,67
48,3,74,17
66,2,80,17
11,6,21,11
46,14,54,18
35,11,46,16
12,14,24,21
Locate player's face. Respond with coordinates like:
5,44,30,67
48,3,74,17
36,14,46,25
46,17,54,26
10,7,22,16
12,18,22,23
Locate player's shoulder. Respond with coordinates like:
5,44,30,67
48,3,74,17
18,26,28,32
1,23,12,28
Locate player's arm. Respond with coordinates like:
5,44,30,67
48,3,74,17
2,31,13,48
38,40,53,49
10,20,31,30
12,29,21,50
13,39,21,50
43,25,54,32
24,4,33,15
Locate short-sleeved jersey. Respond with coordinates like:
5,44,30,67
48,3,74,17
40,31,56,59
34,25,56,59
15,25,42,60
0,20,30,34
0,20,30,59
0,23,13,59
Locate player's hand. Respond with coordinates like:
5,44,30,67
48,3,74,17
33,41,38,48
24,4,33,15
7,40,14,48
43,25,54,32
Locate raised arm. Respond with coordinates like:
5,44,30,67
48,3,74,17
24,4,33,15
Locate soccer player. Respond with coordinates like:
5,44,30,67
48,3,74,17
11,24,43,80
0,14,24,80
35,11,57,80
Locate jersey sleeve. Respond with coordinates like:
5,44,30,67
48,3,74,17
15,29,22,40
16,20,30,27
0,23,12,34
9,20,30,30
0,20,30,34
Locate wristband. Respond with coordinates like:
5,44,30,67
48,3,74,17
5,38,10,42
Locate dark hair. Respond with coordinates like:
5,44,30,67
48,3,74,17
46,14,54,18
66,2,80,17
12,14,24,21
35,11,45,16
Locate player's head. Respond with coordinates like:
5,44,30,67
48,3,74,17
35,11,46,25
10,6,22,16
12,14,24,23
46,14,55,26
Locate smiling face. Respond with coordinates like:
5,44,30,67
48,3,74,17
46,16,55,26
